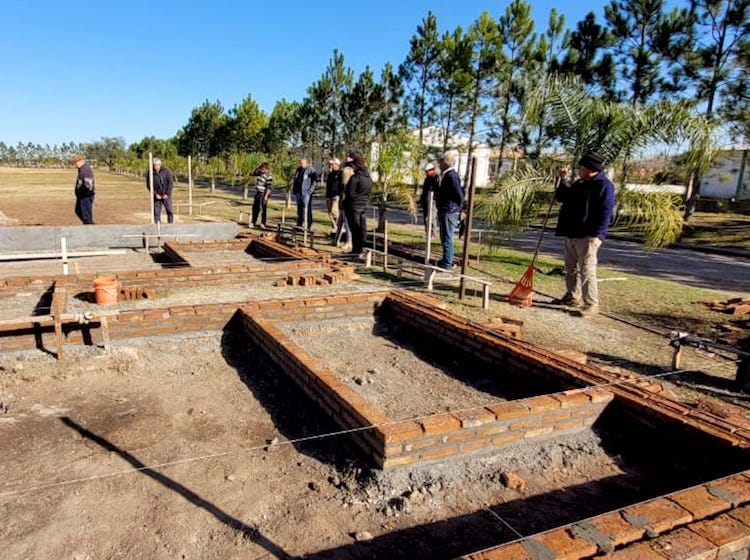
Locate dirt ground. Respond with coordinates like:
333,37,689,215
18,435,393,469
1,169,749,559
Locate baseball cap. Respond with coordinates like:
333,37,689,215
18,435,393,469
424,163,435,171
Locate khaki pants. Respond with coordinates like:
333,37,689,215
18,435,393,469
326,196,340,231
564,237,602,308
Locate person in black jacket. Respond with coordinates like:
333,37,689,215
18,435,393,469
146,158,174,224
435,150,464,269
553,152,616,317
419,162,439,238
343,154,372,255
71,154,95,224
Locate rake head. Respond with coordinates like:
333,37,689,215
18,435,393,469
506,265,534,307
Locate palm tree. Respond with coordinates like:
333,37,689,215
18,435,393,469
477,75,717,248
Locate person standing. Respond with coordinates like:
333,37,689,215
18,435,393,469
333,151,357,247
146,158,174,224
343,154,372,256
251,162,273,229
71,154,95,224
292,158,317,231
419,162,439,238
325,157,343,237
554,152,616,318
435,150,464,269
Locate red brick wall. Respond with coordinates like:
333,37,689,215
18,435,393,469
232,292,615,469
462,471,750,559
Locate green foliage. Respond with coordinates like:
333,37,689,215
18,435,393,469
266,99,302,153
226,94,269,154
400,11,441,153
475,160,553,237
614,188,684,247
83,137,128,172
372,129,421,226
604,0,690,104
177,100,227,161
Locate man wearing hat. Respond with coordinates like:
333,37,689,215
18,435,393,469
71,154,95,224
419,162,439,238
146,158,174,224
554,151,615,317
325,157,343,236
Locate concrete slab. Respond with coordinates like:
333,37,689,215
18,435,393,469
0,223,239,253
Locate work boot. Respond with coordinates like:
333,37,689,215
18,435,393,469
552,295,581,307
577,306,599,318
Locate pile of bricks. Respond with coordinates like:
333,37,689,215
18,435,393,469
277,266,355,287
702,297,750,317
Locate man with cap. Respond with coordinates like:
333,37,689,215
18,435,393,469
71,154,95,224
146,158,174,224
325,157,343,236
419,162,439,239
554,151,615,317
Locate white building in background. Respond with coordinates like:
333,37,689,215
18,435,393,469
419,127,491,187
700,146,750,200
369,126,492,187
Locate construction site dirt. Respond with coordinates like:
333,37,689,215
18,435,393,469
0,247,747,559
0,178,749,559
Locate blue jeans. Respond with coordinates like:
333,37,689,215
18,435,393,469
295,193,313,229
437,211,459,268
75,195,95,224
154,197,173,223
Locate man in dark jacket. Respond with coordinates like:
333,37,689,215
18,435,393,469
420,162,439,239
343,154,372,255
146,158,174,224
71,154,95,224
292,158,317,231
554,152,616,317
435,150,464,269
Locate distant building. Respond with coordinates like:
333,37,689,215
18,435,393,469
419,127,491,187
370,127,492,187
700,147,750,200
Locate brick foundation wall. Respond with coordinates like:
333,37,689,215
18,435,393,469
382,292,750,452
462,471,750,559
233,291,615,469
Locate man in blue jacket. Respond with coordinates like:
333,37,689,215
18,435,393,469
435,150,464,269
554,152,615,317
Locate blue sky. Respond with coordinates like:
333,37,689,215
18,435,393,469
2,0,602,147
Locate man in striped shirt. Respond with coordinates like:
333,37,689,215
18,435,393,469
252,162,273,229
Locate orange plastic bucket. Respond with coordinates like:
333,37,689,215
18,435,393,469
93,275,118,306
